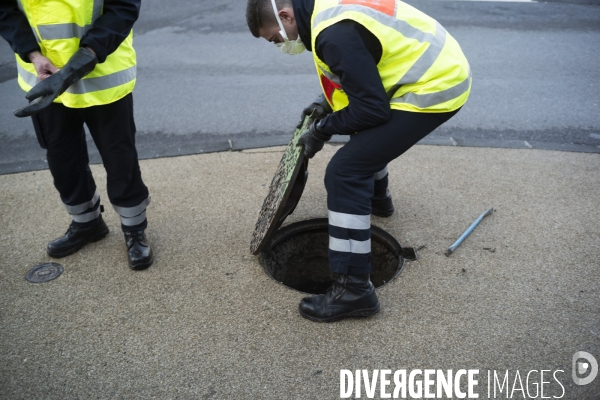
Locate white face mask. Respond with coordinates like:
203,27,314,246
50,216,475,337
270,0,306,55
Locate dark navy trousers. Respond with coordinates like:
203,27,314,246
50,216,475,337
326,109,459,275
31,93,150,232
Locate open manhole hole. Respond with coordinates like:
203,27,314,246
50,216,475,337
259,218,409,294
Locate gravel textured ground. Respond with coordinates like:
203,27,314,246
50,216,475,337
1,145,599,399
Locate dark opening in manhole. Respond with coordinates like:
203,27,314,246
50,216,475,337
260,218,408,294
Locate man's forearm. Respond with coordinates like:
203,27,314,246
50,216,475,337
80,0,141,63
0,0,40,62
315,21,390,135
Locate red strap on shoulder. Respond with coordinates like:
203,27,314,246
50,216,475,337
340,0,396,17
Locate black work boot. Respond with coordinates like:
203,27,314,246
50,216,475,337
124,230,153,270
298,274,380,322
47,217,109,258
371,189,394,218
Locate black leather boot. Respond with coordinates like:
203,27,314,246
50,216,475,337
124,230,153,270
298,274,380,322
371,189,394,217
47,217,109,258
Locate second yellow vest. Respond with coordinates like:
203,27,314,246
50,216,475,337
15,0,137,108
311,0,471,113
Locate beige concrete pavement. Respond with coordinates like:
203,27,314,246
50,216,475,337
1,144,599,399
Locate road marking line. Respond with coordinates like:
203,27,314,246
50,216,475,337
433,0,536,2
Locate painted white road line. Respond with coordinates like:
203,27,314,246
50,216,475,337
433,0,536,3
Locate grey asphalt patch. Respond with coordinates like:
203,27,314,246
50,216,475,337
3,130,600,175
2,0,599,169
0,62,17,84
3,132,600,176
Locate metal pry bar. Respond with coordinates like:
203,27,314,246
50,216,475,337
446,207,494,256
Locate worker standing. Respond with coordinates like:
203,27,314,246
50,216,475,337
0,0,153,270
246,0,471,321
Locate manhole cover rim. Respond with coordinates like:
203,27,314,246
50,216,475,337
259,217,406,294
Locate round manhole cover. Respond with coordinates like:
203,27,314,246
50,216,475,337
259,218,407,294
25,263,64,283
250,113,314,255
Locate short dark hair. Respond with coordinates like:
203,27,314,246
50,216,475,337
246,0,292,38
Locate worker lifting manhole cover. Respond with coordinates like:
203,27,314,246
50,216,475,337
250,114,408,294
25,262,64,283
259,218,405,294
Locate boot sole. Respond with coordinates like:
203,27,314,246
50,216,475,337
371,208,394,218
46,228,109,258
299,302,381,323
128,254,154,271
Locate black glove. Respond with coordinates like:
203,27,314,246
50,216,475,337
296,94,332,129
297,120,332,159
14,48,98,118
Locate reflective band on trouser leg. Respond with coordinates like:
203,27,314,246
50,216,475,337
119,210,147,227
72,207,101,223
64,191,100,215
328,212,371,248
329,237,371,254
374,166,388,181
328,210,370,230
113,197,150,227
328,210,372,273
64,192,101,223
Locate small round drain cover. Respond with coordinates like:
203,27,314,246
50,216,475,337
25,263,64,283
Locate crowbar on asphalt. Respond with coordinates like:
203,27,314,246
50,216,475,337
445,207,494,256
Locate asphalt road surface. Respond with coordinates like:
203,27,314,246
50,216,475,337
1,0,599,174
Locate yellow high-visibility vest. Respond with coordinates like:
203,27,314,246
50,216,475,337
311,0,471,113
15,0,136,108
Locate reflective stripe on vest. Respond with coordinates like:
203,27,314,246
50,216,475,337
17,64,136,95
15,0,136,108
391,68,472,109
311,0,471,113
17,0,103,41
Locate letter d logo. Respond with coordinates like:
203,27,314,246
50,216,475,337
572,351,598,386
